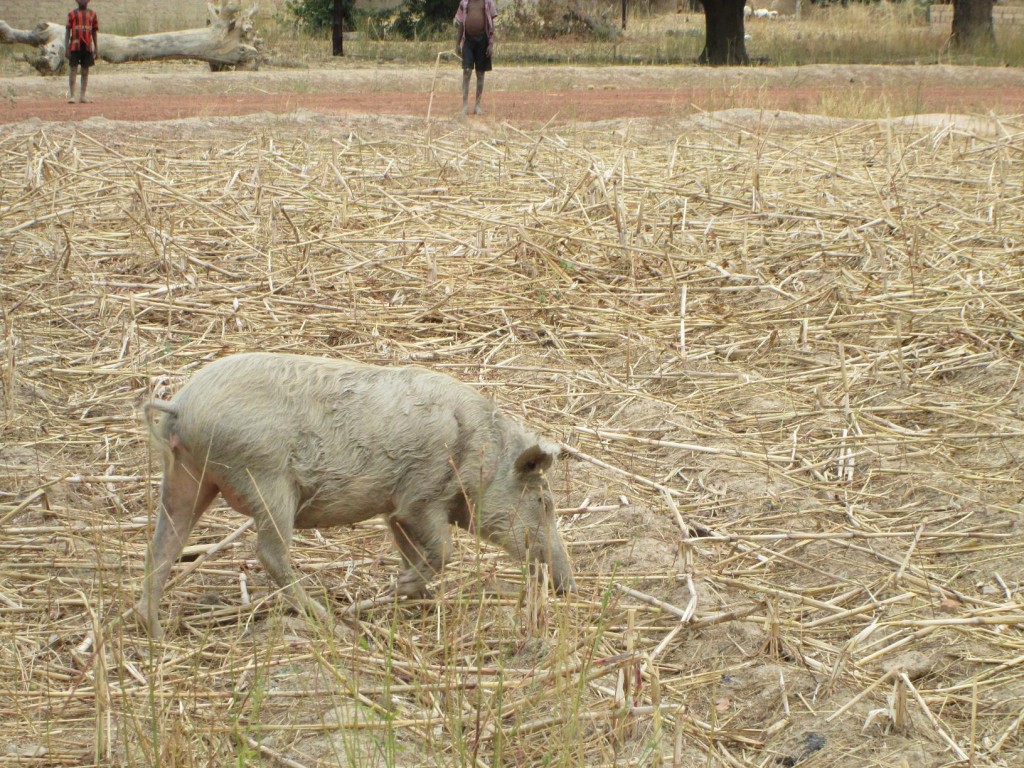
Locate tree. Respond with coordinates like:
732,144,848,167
332,0,344,56
286,0,351,34
951,0,994,49
698,0,748,66
0,3,259,75
392,0,452,38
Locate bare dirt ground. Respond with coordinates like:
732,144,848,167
1,62,1023,124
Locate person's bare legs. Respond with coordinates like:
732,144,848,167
67,65,78,102
462,69,472,115
474,72,485,115
79,67,91,103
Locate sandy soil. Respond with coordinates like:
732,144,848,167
2,62,1023,125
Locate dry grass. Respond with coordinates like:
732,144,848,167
2,108,1024,767
3,3,1024,75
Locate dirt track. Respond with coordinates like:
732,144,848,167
2,63,1023,124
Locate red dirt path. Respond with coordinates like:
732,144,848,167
5,86,1024,125
2,65,1023,125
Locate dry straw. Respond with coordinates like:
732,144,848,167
1,110,1023,766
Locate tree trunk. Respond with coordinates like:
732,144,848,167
0,2,260,75
332,0,344,57
699,0,748,66
951,0,995,49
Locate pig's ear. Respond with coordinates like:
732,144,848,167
515,440,560,477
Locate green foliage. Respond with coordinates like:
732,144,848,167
286,0,447,41
520,0,621,41
286,0,352,32
391,0,454,39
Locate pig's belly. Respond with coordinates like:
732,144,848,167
292,477,397,529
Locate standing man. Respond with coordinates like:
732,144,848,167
454,0,497,116
65,0,99,104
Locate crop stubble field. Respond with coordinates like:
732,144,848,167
1,97,1024,766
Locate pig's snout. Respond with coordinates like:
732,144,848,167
554,570,577,594
531,539,576,594
531,557,576,594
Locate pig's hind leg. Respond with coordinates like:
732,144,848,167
388,504,452,598
136,463,219,640
245,480,330,624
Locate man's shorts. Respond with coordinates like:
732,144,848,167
461,34,492,73
68,48,95,68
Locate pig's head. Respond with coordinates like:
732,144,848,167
477,437,576,594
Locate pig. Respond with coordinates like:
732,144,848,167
136,352,574,639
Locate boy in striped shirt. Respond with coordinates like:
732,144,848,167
64,0,99,103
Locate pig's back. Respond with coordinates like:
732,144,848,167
168,354,501,513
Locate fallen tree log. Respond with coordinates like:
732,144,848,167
0,2,260,75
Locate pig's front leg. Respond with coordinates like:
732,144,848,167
241,478,330,623
388,505,452,598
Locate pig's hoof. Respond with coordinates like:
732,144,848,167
132,602,164,641
395,574,433,600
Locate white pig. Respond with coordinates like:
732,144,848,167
136,352,574,639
